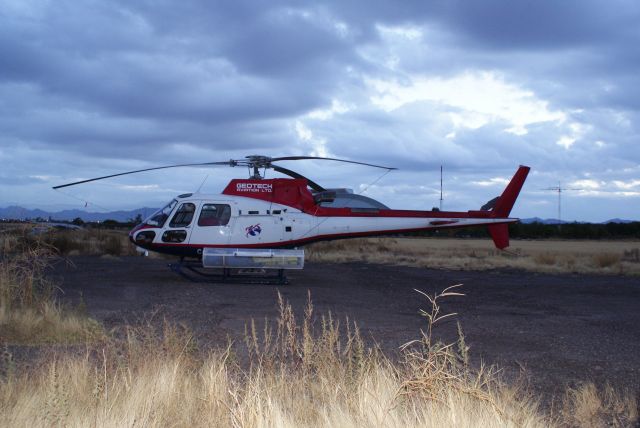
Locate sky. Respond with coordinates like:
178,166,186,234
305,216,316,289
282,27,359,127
1,0,639,222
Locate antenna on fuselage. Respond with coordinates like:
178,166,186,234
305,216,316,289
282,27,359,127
196,175,209,193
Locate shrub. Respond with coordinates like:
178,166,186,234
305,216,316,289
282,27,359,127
533,252,557,265
592,253,621,268
101,235,122,256
561,382,638,427
46,231,83,255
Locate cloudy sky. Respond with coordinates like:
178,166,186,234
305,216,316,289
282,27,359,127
1,0,639,221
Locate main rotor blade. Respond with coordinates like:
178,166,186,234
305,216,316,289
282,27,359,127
271,156,397,170
272,165,325,192
52,161,233,189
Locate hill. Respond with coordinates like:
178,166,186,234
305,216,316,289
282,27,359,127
0,206,158,222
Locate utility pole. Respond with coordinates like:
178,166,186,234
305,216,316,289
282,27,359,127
439,165,443,211
542,182,582,229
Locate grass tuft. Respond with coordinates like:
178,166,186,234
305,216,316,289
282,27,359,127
561,382,638,427
591,252,620,268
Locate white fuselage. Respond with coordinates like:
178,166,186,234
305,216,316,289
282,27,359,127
134,193,514,252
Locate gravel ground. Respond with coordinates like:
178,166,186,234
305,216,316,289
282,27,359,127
51,255,640,403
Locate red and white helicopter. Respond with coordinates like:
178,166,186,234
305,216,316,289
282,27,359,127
54,155,529,282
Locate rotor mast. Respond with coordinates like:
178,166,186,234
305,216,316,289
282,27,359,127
246,155,270,179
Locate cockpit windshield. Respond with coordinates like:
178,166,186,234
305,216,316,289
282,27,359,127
144,199,177,227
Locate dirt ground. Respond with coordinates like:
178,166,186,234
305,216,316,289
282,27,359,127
52,256,640,403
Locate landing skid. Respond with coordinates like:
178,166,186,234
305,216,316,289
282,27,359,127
169,260,289,285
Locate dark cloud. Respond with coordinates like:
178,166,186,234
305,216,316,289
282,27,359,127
433,1,637,49
0,0,638,221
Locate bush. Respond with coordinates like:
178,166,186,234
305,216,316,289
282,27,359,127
592,253,620,268
101,235,122,256
534,252,557,266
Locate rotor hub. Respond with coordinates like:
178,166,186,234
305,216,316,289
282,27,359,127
244,155,273,168
244,155,272,179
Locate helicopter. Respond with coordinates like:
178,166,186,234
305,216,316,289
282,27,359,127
54,155,530,282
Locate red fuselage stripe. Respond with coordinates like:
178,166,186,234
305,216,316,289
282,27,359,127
143,220,515,250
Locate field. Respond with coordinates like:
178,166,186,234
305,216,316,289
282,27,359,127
1,226,639,426
307,237,640,275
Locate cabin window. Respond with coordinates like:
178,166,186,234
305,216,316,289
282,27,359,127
170,203,196,228
161,230,187,243
198,204,231,226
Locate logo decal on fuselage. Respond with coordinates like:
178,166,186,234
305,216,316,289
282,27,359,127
236,182,273,193
245,223,262,237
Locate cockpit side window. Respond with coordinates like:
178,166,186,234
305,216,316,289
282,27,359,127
170,202,196,228
198,204,231,226
145,199,177,227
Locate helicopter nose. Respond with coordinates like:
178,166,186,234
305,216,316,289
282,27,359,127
129,222,145,237
129,224,145,244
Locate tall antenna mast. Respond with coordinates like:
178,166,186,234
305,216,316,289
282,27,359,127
542,182,582,228
439,165,443,211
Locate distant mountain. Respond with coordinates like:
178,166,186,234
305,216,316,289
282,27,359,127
0,206,158,222
602,218,636,224
521,217,567,224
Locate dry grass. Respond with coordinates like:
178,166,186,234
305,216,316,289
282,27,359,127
306,237,640,275
0,302,102,344
0,228,103,344
0,223,137,257
47,229,137,257
0,290,552,428
561,382,638,427
0,284,636,427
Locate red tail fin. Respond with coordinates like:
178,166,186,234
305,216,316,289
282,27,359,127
487,166,530,249
492,166,530,218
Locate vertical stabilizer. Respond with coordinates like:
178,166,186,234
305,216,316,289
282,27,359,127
485,165,530,249
492,166,530,218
